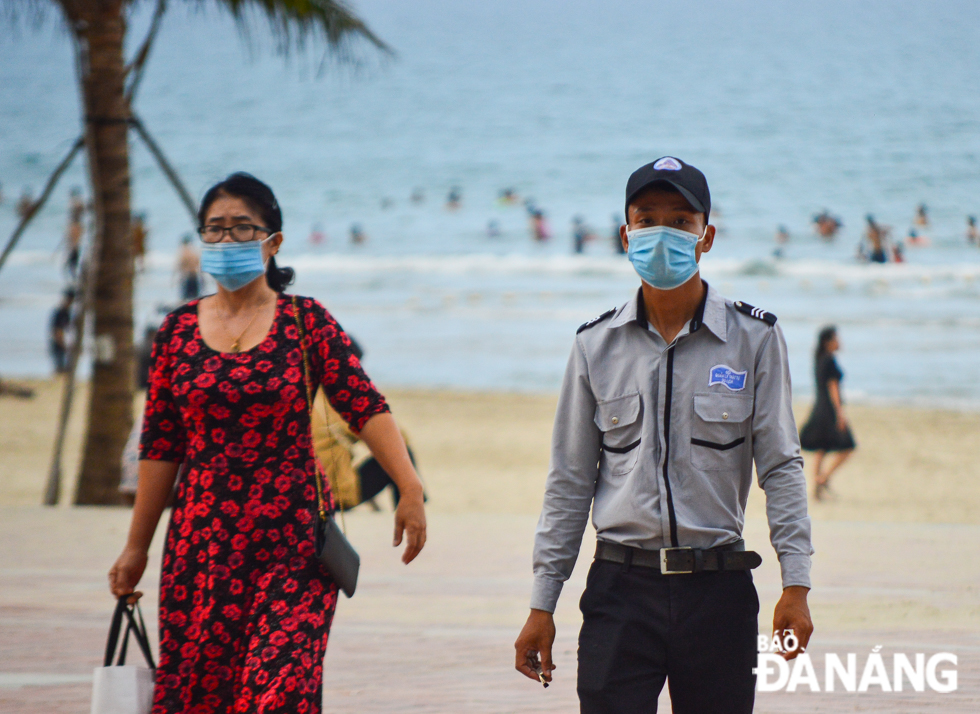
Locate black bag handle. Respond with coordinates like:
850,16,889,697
103,595,156,669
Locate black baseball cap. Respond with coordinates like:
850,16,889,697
625,156,711,221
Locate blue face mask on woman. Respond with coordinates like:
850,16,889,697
626,225,705,290
200,236,274,292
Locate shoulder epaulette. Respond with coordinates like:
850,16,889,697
734,301,777,326
577,308,617,334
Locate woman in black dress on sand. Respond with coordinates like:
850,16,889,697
799,326,856,500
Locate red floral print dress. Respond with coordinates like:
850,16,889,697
140,295,389,714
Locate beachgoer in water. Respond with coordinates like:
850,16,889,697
799,326,856,501
812,210,842,241
571,216,594,254
486,219,501,238
446,186,462,211
773,224,789,259
863,214,888,263
530,209,551,242
350,223,367,245
410,188,425,204
610,214,625,254
49,289,75,374
16,187,35,221
498,188,519,206
380,196,394,210
176,234,201,301
913,203,929,228
132,212,148,273
308,223,326,247
966,216,978,245
905,228,929,247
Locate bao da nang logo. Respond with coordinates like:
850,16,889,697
754,635,957,693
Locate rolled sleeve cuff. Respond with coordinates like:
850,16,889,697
530,576,564,614
778,553,812,590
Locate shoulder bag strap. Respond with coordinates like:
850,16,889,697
292,296,348,532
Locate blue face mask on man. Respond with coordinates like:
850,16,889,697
626,225,705,290
200,236,274,292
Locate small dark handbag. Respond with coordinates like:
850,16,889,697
293,297,360,598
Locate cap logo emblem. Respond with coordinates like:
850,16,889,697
653,157,682,171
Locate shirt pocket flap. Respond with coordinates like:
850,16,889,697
694,394,753,423
594,393,641,432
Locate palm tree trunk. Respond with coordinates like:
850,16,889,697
67,1,134,505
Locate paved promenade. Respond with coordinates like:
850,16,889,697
1,506,978,712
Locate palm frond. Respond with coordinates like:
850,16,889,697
201,0,392,64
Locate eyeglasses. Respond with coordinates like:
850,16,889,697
197,224,274,243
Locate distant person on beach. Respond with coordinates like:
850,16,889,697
49,289,75,374
131,212,148,272
108,171,426,714
309,222,326,247
175,234,200,301
914,203,929,228
530,209,550,242
571,215,594,254
611,214,626,254
812,210,841,241
410,187,425,204
774,224,789,259
516,157,812,711
446,186,462,211
350,223,367,245
966,216,978,245
799,326,855,501
486,219,501,238
862,214,889,263
62,187,86,276
498,188,519,206
16,187,35,221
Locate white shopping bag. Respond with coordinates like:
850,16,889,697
91,665,154,714
91,594,156,714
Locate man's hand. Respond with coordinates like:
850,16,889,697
772,585,813,660
515,609,556,683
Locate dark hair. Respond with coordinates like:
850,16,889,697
198,172,295,293
815,325,837,365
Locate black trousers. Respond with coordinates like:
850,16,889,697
578,559,759,714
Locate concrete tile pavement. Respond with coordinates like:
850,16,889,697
1,507,978,712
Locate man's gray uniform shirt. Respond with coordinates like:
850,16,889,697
531,284,813,612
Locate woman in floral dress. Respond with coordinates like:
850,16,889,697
109,173,427,713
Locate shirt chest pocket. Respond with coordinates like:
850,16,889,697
691,393,753,471
595,393,642,477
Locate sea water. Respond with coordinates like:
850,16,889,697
1,0,979,405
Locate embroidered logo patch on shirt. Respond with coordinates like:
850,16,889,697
709,365,747,391
653,157,682,171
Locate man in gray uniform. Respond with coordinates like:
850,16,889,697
514,157,813,713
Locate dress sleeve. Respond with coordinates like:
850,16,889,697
139,314,187,462
298,297,390,433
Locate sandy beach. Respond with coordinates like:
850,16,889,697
4,378,980,523
1,379,979,712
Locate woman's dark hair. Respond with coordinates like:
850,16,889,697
198,172,295,292
815,325,837,365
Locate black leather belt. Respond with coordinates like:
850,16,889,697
595,540,762,575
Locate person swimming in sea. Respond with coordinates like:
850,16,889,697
966,216,978,245
813,210,842,241
446,186,462,211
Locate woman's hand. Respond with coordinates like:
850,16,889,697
836,412,848,433
394,489,426,564
109,545,148,597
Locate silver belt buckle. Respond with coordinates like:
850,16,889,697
660,546,695,575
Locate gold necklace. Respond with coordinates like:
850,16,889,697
227,296,272,353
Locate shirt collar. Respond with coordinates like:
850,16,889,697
608,280,728,342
